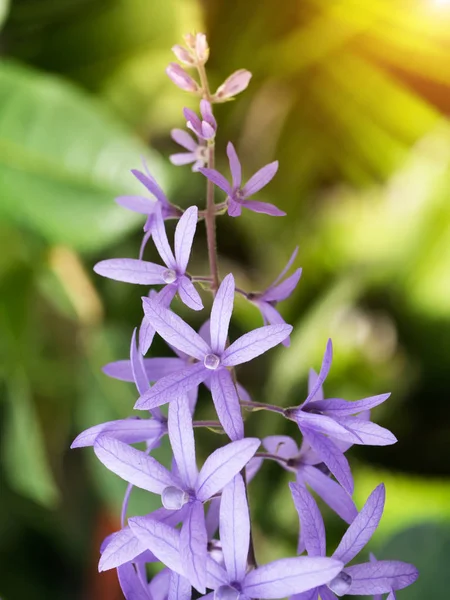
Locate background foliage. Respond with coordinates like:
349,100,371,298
0,0,449,598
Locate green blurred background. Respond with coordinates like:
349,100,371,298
0,0,450,598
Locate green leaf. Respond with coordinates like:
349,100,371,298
2,370,59,508
0,61,167,252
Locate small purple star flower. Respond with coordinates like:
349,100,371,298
170,128,207,171
115,162,181,259
290,483,418,598
130,474,344,598
248,246,302,347
199,142,285,217
94,205,203,312
135,273,292,440
252,434,358,525
285,340,396,493
94,402,260,593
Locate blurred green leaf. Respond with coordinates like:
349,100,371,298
2,370,59,507
0,61,167,252
0,0,9,30
377,524,450,599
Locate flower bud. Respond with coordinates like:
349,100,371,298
212,69,252,102
171,44,195,66
195,33,209,63
183,32,196,49
166,63,199,92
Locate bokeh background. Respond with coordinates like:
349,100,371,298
0,0,450,598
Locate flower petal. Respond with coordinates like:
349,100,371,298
269,247,299,288
129,518,183,576
168,572,192,600
71,418,163,449
312,394,391,416
226,142,242,188
180,501,207,593
289,589,319,600
174,206,198,273
94,436,175,493
263,435,299,460
168,397,198,489
290,483,326,557
142,299,210,360
242,161,278,197
242,557,343,599
198,168,232,194
301,427,354,494
103,357,185,383
210,273,235,354
333,484,385,564
140,285,178,355
117,562,151,600
301,465,358,524
94,259,166,285
99,527,147,571
344,560,418,595
210,369,244,441
240,199,286,216
334,417,397,446
178,276,203,311
294,411,357,443
171,128,198,151
116,195,156,215
220,474,250,582
132,168,168,206
307,369,324,402
196,438,260,502
170,152,197,166
263,268,302,303
303,339,333,406
221,324,292,367
135,363,207,411
152,210,176,269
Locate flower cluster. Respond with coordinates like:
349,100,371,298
72,33,418,600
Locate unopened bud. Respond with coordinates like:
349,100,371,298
213,69,252,102
195,33,209,63
166,63,199,93
172,44,195,66
183,33,196,49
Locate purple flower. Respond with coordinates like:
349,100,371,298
252,434,357,525
94,206,203,312
115,163,181,259
94,404,260,593
248,246,302,347
170,100,216,171
134,273,292,440
285,340,396,493
290,483,418,597
130,474,344,598
170,128,207,171
199,142,285,217
184,100,217,140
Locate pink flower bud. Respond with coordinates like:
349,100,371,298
195,33,209,63
183,33,196,49
166,63,199,93
212,69,252,102
171,44,195,66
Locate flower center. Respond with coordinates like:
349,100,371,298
215,584,241,600
161,486,189,510
328,571,352,596
162,269,177,284
204,353,220,370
